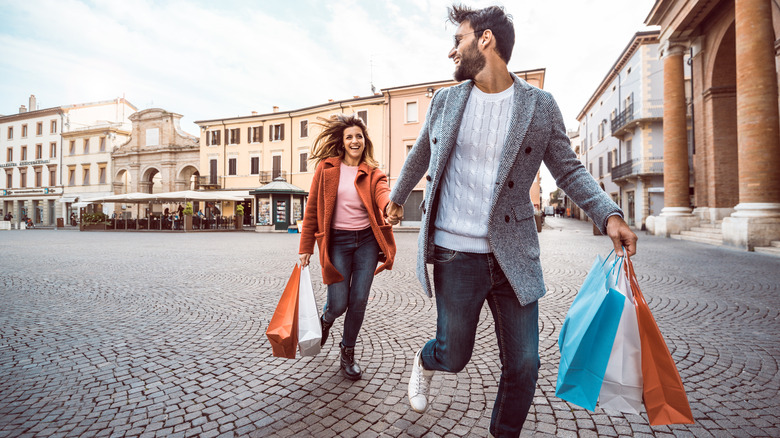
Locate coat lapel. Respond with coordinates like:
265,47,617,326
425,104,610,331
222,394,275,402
322,157,340,231
432,81,473,182
494,74,538,191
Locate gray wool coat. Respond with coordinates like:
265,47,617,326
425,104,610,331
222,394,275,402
389,73,622,305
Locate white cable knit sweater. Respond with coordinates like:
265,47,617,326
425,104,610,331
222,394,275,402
433,85,515,253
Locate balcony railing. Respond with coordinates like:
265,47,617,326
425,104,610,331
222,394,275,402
611,157,664,180
198,175,220,189
259,171,288,184
611,103,634,135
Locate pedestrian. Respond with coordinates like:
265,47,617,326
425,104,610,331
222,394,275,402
298,113,397,381
384,4,638,436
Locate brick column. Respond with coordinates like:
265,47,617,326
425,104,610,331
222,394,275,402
733,0,780,212
660,43,692,216
723,0,780,250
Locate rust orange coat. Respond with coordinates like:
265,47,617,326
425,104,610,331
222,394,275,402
299,157,396,285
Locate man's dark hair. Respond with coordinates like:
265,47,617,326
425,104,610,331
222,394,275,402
448,4,514,64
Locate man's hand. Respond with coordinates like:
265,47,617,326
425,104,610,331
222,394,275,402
386,201,404,226
299,253,312,267
606,215,637,257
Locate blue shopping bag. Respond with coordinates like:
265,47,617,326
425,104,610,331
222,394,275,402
556,252,626,411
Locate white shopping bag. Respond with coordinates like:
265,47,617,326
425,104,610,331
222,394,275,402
599,260,644,414
297,266,322,356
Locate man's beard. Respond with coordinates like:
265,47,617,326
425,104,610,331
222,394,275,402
454,40,486,82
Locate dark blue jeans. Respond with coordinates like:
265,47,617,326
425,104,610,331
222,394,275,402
421,245,540,437
324,227,379,348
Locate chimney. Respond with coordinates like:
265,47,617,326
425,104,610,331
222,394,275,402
251,111,258,116
29,95,37,111
273,106,279,113
353,95,359,99
328,99,334,102
19,105,27,114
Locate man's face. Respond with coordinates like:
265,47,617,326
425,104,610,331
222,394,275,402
449,22,486,82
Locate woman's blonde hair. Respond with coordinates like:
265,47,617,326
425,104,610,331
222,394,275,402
309,113,378,168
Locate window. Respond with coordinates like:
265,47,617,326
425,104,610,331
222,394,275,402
607,151,613,172
50,120,57,134
6,172,12,188
598,156,603,177
19,169,27,188
98,165,106,184
272,155,282,178
50,142,56,158
7,127,12,140
270,124,284,141
35,168,41,187
35,144,42,160
406,102,418,123
209,160,217,185
208,130,221,146
68,167,75,186
100,137,106,152
229,128,240,144
83,138,89,154
83,167,90,185
49,167,56,186
299,152,308,172
228,158,237,175
300,120,308,138
626,139,633,161
250,126,263,143
69,140,76,155
21,124,27,138
250,156,260,175
21,146,27,161
406,144,414,156
6,147,12,161
36,122,43,136
357,110,368,127
589,163,593,176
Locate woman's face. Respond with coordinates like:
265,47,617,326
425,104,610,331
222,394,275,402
342,126,365,166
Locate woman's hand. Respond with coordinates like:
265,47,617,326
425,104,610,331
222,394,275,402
386,201,404,225
299,253,312,267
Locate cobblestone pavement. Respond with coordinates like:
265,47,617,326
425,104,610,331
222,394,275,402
1,218,778,438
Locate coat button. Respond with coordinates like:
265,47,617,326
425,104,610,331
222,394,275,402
508,181,514,188
525,147,532,154
505,215,510,223
432,137,438,144
426,175,432,181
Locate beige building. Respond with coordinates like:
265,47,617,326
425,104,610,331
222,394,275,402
0,95,136,227
195,95,385,223
112,108,200,216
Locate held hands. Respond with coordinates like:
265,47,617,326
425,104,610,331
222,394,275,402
299,253,312,267
385,201,404,226
606,215,638,257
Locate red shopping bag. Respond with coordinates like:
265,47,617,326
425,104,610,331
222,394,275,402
625,256,694,425
266,264,300,359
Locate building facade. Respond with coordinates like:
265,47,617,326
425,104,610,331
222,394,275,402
576,31,668,230
646,0,780,250
111,109,200,216
0,95,136,226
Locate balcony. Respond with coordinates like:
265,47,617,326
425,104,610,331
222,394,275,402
611,157,664,181
259,171,287,184
610,103,664,137
198,175,220,189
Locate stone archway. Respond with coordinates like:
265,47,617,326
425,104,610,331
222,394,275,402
141,167,162,194
177,165,200,191
113,168,132,195
703,22,739,215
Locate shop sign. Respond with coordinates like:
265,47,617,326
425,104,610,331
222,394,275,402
2,187,60,196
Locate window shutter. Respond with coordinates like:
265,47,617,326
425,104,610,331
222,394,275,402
224,129,228,145
206,131,210,145
269,126,273,141
236,129,240,144
248,127,251,142
280,124,285,141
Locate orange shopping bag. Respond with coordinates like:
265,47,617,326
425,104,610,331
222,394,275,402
625,256,694,425
266,264,300,359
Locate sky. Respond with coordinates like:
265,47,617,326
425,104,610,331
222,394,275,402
0,0,657,195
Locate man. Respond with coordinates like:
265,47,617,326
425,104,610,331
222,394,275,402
385,5,637,436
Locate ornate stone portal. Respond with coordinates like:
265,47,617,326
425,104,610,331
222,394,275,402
112,109,200,198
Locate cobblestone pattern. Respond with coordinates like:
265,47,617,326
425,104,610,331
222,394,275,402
0,218,778,437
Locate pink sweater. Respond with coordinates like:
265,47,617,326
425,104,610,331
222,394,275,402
332,163,370,230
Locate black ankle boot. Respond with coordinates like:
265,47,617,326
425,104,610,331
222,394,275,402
340,342,362,380
320,316,333,347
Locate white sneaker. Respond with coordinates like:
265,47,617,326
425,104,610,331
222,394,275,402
408,348,434,413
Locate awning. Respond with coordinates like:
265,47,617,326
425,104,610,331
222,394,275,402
59,197,78,203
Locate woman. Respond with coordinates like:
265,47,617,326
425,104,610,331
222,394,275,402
299,113,396,380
